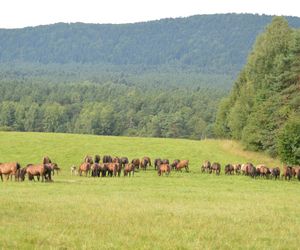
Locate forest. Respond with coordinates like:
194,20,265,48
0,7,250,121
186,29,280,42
215,17,300,164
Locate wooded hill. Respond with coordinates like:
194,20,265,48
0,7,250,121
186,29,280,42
215,17,300,164
1,14,300,76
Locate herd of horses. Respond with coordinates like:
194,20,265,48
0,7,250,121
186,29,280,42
0,157,60,182
1,155,300,182
201,161,300,181
71,155,189,177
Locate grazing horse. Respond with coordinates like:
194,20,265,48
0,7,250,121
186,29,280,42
171,159,180,170
25,164,52,182
43,156,52,164
224,164,234,175
120,157,129,168
292,166,300,178
112,157,122,177
162,159,169,164
245,163,256,178
78,162,91,177
154,158,162,170
91,163,101,177
103,155,112,163
124,163,135,177
48,163,60,176
94,155,101,164
257,165,270,178
233,164,241,175
107,163,117,177
282,166,293,180
201,161,211,173
84,155,94,164
270,167,280,180
210,162,221,175
131,159,140,169
158,164,170,176
176,160,189,172
140,156,151,171
70,165,77,176
0,162,21,181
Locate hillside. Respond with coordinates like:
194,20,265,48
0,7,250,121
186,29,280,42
1,14,300,76
215,17,300,164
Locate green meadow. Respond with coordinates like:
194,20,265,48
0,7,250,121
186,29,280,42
0,131,299,249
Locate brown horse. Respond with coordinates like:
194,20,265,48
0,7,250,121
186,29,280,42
140,156,151,171
107,163,117,177
282,166,293,180
0,162,21,181
171,159,180,170
103,155,112,163
131,159,140,169
270,167,280,180
292,166,300,178
43,156,52,164
78,162,91,177
224,164,234,175
210,162,221,175
48,163,60,175
25,164,52,182
154,158,162,170
124,163,135,177
233,164,241,175
176,160,189,172
113,157,122,176
158,164,170,176
84,155,94,164
120,157,129,168
201,161,211,173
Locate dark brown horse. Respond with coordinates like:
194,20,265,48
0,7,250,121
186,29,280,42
94,155,101,164
158,164,170,176
43,156,52,164
171,159,180,170
140,156,151,171
103,155,112,163
124,163,135,177
91,163,101,177
210,162,221,175
0,162,21,181
270,167,280,180
120,157,129,168
154,158,162,170
48,163,60,175
176,160,189,172
282,166,293,180
224,164,234,175
113,157,122,176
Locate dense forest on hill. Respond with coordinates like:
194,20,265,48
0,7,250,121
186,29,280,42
215,17,300,164
1,14,300,76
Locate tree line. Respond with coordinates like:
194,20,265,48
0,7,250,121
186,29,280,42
0,79,226,139
215,17,300,165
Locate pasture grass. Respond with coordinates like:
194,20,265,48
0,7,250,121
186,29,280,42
0,131,299,249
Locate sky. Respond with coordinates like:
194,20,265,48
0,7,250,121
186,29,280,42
0,0,299,28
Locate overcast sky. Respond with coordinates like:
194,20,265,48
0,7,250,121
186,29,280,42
0,0,299,28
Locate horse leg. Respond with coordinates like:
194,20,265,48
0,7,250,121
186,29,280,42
0,173,2,182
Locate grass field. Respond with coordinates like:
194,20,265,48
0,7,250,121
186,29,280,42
0,131,299,249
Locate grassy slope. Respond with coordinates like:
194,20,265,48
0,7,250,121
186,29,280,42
0,132,299,249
